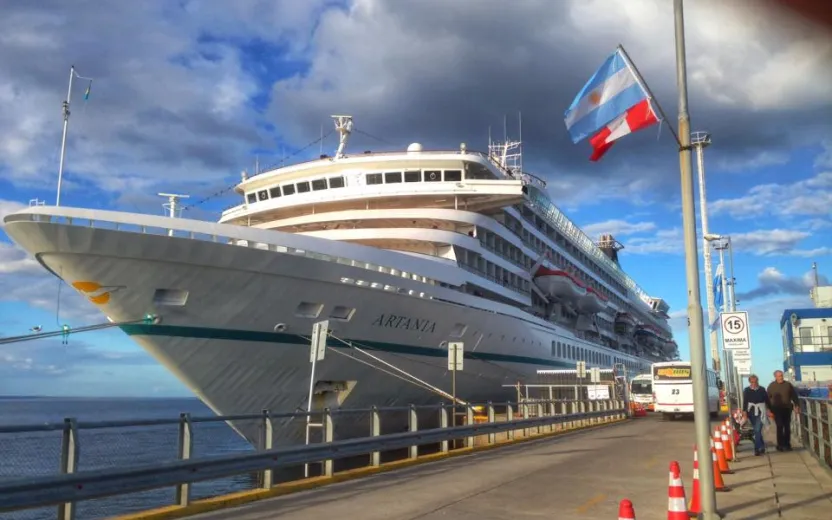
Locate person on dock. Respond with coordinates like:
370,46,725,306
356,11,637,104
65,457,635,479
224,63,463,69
742,374,770,456
766,370,800,452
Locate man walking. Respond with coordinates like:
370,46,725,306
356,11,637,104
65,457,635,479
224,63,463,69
742,374,770,456
766,370,800,451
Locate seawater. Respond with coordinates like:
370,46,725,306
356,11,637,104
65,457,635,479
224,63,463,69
0,397,256,520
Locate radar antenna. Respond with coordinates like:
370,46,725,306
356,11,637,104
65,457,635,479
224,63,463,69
158,193,189,219
158,193,189,237
331,115,354,159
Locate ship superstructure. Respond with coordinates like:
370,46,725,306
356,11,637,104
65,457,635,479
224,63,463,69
4,115,677,447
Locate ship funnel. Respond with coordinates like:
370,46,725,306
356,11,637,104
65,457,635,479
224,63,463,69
597,234,624,265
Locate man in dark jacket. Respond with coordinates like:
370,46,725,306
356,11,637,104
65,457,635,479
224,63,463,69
766,370,800,451
742,374,771,455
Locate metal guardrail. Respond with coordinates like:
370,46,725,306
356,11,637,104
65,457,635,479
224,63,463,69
795,397,831,469
0,399,626,516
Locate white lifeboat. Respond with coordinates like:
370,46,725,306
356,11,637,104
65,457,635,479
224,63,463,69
577,288,608,314
533,266,586,302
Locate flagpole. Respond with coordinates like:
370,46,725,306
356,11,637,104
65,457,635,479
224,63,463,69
673,0,719,517
616,44,681,148
56,66,93,207
56,65,75,207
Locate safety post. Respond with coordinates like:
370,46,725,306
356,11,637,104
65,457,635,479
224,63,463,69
260,410,274,489
370,406,381,466
175,413,193,507
58,418,78,520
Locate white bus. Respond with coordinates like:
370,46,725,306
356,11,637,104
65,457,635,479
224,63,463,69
652,361,721,420
630,373,655,411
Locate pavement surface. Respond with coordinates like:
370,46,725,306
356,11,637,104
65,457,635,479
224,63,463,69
191,414,832,520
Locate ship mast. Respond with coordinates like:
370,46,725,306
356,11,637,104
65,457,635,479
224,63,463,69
332,115,354,159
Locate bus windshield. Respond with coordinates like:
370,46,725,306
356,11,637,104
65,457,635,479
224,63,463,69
653,364,692,382
631,380,652,395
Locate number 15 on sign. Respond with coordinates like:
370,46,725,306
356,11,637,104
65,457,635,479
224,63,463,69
720,311,751,351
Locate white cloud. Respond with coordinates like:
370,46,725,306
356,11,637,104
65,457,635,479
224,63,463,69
0,242,41,274
710,171,832,220
736,266,829,302
624,228,683,254
581,219,656,239
0,199,27,226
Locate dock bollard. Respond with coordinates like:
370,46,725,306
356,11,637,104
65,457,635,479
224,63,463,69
618,498,636,519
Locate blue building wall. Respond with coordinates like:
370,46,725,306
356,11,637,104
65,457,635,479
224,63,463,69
780,308,832,382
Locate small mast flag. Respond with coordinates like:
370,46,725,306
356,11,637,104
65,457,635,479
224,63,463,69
563,47,659,161
84,80,92,101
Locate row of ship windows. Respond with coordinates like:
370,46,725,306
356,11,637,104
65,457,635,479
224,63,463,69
246,176,347,204
495,214,664,333
245,169,466,205
551,340,646,373
509,209,630,297
366,169,463,185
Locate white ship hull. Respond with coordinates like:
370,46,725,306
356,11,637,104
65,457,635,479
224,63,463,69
5,208,651,448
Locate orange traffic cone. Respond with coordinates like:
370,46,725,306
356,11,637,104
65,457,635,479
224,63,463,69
712,445,732,492
713,429,734,474
721,424,735,461
619,499,636,520
688,447,701,516
667,461,688,520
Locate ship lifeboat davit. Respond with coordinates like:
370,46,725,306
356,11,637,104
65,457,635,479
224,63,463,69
634,325,663,347
533,267,586,303
614,312,637,334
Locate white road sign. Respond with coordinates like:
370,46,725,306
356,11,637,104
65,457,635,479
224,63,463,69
731,349,751,361
576,361,587,379
310,320,329,362
736,366,751,376
733,358,752,370
720,311,751,350
587,385,610,400
448,342,464,371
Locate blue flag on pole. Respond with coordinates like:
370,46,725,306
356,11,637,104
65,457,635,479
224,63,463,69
713,263,724,310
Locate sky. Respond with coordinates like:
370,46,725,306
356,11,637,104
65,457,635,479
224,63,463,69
1,0,831,397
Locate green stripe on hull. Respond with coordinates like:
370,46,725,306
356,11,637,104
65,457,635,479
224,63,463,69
121,324,575,369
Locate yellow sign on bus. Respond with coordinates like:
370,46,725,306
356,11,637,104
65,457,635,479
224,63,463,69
655,367,691,379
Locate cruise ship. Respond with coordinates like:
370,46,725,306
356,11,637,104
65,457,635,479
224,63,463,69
4,115,678,447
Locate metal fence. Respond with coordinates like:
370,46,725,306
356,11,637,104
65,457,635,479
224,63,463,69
795,397,831,469
0,399,626,519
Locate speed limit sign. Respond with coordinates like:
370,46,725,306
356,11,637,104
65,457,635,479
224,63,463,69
720,311,750,350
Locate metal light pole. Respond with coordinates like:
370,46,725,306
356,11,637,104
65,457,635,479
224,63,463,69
692,132,721,374
674,0,718,516
707,233,743,414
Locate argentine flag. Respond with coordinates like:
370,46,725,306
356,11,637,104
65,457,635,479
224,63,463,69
711,264,724,332
564,48,649,144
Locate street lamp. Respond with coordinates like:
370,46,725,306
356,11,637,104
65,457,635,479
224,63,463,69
704,234,742,411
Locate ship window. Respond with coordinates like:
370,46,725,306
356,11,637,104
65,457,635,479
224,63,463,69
329,176,345,188
366,173,383,185
282,184,296,195
329,305,355,321
551,341,556,356
311,179,328,191
444,170,462,182
246,193,256,204
404,171,421,183
269,187,282,198
449,323,468,338
384,172,402,183
295,301,323,319
296,181,311,193
257,190,269,201
424,170,441,182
